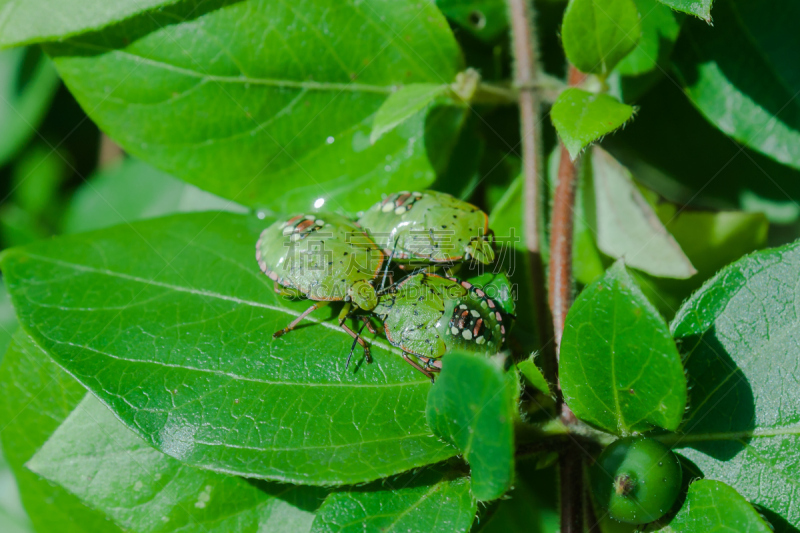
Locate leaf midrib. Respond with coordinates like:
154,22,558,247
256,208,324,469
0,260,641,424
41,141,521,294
66,40,396,94
16,251,426,387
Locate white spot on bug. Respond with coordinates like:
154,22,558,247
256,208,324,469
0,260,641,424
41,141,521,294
282,226,293,236
459,304,468,310
314,198,325,208
381,203,394,213
470,310,480,317
476,336,486,345
326,136,335,144
315,219,325,226
257,210,268,220
450,326,459,335
290,233,302,242
305,214,315,220
462,330,473,341
394,206,406,215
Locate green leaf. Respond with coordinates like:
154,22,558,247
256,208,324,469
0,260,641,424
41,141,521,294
29,394,324,533
615,0,682,76
560,261,687,435
0,332,124,533
561,0,642,76
47,0,465,213
551,88,634,160
436,0,509,42
656,0,712,21
371,84,450,144
634,206,768,320
669,242,800,529
665,480,772,532
64,157,247,234
0,284,17,364
0,0,180,48
2,212,456,485
310,466,476,533
11,143,69,217
517,354,551,397
426,353,516,501
591,147,696,279
672,0,800,171
609,78,800,224
0,48,59,167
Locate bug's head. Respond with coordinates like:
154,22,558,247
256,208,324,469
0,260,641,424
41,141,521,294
350,280,378,311
466,236,495,265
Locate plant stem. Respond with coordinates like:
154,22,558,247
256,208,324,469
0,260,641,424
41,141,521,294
506,0,553,379
548,65,588,533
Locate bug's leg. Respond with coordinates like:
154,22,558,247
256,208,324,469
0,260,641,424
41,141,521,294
359,316,379,335
418,355,443,372
346,319,370,370
273,301,329,339
338,303,372,363
380,237,400,292
401,352,434,384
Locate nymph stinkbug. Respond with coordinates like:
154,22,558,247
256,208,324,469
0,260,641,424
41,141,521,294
357,190,495,266
372,272,507,381
590,436,682,525
256,213,385,355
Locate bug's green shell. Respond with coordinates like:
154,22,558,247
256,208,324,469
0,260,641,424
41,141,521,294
256,213,384,310
374,273,506,359
358,190,494,264
590,437,682,525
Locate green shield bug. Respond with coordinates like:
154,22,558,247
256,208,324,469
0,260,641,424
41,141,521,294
358,191,495,266
372,272,507,380
256,213,385,356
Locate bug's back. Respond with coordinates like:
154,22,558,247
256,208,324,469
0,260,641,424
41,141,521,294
256,213,384,303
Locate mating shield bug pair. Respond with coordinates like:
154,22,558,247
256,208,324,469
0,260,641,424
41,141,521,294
255,191,507,380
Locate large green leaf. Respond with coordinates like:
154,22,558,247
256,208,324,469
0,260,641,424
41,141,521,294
634,206,768,319
669,243,800,530
310,466,476,533
370,83,450,143
672,0,800,171
426,353,516,501
656,0,712,21
29,394,324,533
591,147,695,279
0,332,124,533
551,89,634,160
0,284,17,363
1,212,456,485
664,480,772,532
0,48,59,167
0,0,180,48
64,157,247,234
616,0,682,77
560,262,687,435
608,78,800,224
561,0,641,77
46,0,465,213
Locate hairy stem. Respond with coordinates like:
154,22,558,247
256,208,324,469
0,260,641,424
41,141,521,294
548,65,589,533
506,0,553,378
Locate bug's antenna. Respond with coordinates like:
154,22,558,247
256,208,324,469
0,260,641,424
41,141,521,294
346,319,369,370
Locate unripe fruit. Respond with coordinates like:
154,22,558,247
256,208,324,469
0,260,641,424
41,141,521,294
590,436,682,525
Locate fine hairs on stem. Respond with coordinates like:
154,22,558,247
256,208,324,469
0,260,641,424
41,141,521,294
507,1,585,530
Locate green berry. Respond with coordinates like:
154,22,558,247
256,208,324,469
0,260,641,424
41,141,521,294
590,436,682,525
